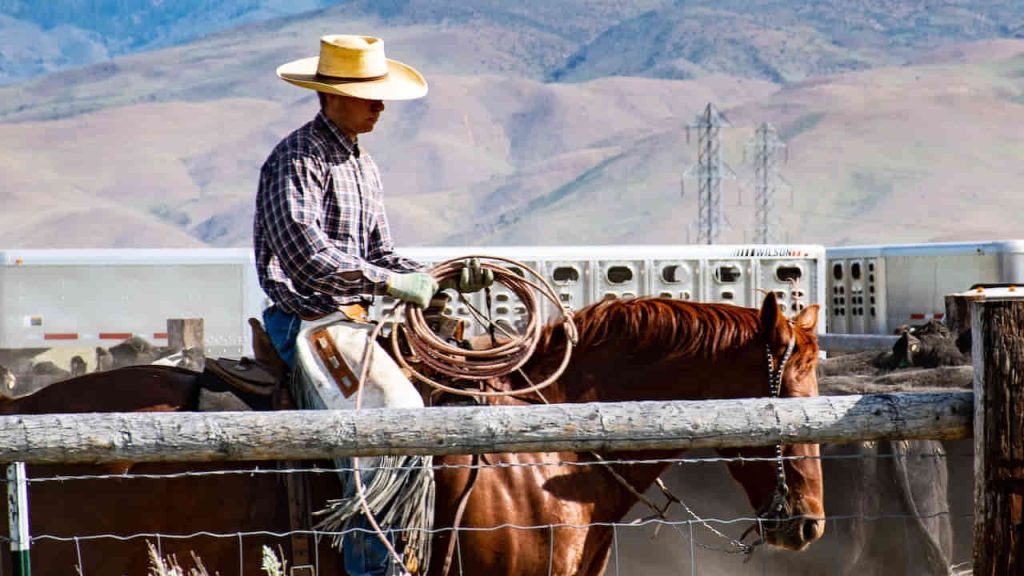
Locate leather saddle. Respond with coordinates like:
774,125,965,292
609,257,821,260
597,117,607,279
197,318,290,411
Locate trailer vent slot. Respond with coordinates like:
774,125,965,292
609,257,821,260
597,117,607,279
832,263,843,281
776,265,803,283
851,262,862,280
661,265,685,284
606,266,634,285
714,265,742,283
552,266,580,284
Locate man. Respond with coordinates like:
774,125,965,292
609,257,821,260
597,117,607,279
256,34,491,363
254,35,490,575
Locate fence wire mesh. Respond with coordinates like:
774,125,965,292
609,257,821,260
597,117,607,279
2,446,975,575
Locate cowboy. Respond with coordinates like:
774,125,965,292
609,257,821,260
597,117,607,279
254,35,492,575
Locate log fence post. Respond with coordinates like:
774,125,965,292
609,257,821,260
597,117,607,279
972,298,1024,575
167,318,204,371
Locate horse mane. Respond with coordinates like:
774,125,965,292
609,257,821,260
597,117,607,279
535,297,762,362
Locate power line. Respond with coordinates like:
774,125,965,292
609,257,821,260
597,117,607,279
746,122,789,244
682,103,734,245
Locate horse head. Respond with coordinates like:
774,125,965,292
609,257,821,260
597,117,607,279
719,292,824,551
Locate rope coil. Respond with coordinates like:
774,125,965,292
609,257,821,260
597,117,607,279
391,256,577,398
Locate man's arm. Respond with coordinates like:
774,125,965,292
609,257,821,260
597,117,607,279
258,152,392,295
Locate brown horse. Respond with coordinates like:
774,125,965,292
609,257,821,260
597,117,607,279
0,293,822,575
429,293,823,574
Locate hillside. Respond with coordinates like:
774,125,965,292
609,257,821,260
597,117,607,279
551,0,1024,83
2,4,1024,249
4,0,1024,87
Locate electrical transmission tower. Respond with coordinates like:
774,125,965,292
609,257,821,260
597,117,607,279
683,103,733,245
746,122,788,244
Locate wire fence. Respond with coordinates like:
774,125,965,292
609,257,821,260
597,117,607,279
4,447,975,575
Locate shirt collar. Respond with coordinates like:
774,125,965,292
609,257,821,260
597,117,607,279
315,110,360,157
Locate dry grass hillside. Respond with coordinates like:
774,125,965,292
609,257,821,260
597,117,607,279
1,6,1024,248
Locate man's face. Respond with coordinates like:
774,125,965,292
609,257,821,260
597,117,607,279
323,93,385,138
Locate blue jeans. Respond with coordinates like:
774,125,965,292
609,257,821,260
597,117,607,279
262,306,302,369
261,307,395,575
344,518,395,575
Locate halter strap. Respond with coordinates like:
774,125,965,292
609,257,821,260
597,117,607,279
763,320,796,516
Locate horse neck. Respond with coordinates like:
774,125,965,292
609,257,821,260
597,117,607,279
540,335,767,404
585,448,684,523
525,301,768,404
529,339,768,524
516,304,770,520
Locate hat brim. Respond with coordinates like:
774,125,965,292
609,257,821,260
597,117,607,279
277,56,427,101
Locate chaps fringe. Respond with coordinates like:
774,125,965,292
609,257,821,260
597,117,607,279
292,369,435,572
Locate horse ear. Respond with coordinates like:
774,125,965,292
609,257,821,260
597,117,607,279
759,291,784,342
793,304,819,333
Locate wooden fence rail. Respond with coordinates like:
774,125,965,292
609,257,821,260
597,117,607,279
0,391,972,464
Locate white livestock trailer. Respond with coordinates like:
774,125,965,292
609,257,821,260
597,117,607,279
0,245,826,372
0,249,266,373
825,239,1024,334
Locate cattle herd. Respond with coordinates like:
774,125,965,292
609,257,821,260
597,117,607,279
0,335,202,398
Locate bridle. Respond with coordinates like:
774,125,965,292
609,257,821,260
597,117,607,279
737,320,797,552
761,321,796,519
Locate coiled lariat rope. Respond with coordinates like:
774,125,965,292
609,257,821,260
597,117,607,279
345,256,577,574
391,255,578,397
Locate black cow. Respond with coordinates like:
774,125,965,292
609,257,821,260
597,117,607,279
891,320,968,369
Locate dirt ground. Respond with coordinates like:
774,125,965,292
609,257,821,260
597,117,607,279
613,444,973,575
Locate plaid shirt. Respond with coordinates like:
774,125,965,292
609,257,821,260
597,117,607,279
254,111,422,317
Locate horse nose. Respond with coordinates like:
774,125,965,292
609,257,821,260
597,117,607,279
799,516,824,545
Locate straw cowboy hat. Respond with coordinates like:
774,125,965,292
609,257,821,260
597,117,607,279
277,35,427,100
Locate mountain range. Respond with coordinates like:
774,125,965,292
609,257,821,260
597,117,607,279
2,1,1024,249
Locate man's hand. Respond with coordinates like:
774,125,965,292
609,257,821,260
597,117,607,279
440,258,495,293
386,272,439,308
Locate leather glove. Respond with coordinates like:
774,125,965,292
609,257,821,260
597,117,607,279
386,272,439,309
440,258,495,293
